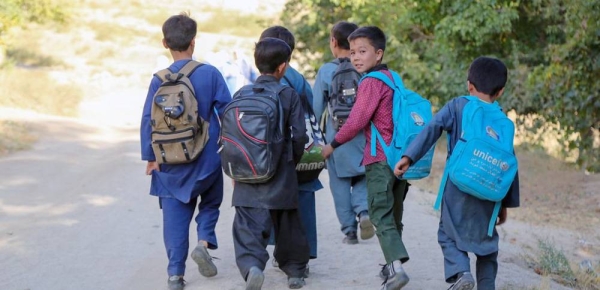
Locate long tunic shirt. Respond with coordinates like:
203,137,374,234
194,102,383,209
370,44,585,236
331,65,393,166
231,75,308,209
140,59,232,203
403,97,520,255
312,60,365,177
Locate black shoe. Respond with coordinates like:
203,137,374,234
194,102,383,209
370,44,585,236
288,277,305,289
167,275,185,290
379,263,390,280
342,231,358,244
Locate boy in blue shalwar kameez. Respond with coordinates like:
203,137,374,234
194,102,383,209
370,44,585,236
394,57,520,290
140,12,232,290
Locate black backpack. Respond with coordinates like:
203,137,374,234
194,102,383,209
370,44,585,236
327,57,362,130
218,82,286,183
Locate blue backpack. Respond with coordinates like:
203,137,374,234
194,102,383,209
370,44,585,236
436,96,518,236
362,70,434,180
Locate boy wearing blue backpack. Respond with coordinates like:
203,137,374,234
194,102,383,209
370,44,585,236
321,26,412,290
394,57,520,290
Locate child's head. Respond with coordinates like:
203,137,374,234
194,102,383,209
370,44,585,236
259,26,295,52
467,57,508,99
254,37,291,79
330,21,358,56
162,12,197,52
347,26,386,73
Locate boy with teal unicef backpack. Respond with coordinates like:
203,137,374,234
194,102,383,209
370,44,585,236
394,57,520,290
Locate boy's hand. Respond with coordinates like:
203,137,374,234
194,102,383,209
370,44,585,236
146,161,160,175
394,156,412,177
497,207,507,225
322,144,334,159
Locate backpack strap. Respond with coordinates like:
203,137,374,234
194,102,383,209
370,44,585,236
177,60,204,77
154,60,204,82
361,71,398,158
155,68,173,82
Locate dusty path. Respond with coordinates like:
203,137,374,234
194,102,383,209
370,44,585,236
0,105,574,290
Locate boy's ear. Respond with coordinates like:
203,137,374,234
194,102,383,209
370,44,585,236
277,62,287,75
467,81,477,94
331,37,338,48
376,49,384,62
162,38,168,49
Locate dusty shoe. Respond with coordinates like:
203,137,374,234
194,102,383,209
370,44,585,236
379,263,390,280
288,277,305,289
359,211,375,240
167,275,185,290
447,272,475,290
246,266,264,290
191,244,218,277
380,261,409,290
342,231,358,244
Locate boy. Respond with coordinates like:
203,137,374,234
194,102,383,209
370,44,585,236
321,26,410,290
394,56,520,290
258,25,323,272
231,37,310,290
313,21,374,245
140,13,232,290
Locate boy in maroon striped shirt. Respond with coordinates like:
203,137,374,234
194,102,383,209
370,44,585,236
322,26,410,290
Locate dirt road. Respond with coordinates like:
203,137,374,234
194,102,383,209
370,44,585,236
0,103,575,290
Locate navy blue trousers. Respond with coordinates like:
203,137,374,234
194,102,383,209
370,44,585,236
439,219,498,289
160,172,223,276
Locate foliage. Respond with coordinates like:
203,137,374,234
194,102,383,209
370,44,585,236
282,0,600,171
0,0,67,44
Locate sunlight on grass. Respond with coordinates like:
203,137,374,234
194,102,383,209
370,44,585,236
0,68,82,116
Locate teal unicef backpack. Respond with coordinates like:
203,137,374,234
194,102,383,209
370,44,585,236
362,70,435,180
436,96,518,236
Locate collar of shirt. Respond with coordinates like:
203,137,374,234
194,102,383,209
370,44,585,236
366,63,388,74
255,75,279,83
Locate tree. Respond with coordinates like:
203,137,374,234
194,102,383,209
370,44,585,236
282,0,599,171
0,0,67,62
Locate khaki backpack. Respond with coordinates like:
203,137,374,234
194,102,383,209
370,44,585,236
150,60,209,164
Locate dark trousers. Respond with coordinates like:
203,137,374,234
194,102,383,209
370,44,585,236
233,206,310,280
365,162,409,264
160,172,223,276
439,219,498,289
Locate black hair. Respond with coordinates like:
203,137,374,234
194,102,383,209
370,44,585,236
467,57,508,97
259,26,295,52
162,12,196,52
254,37,291,74
347,26,386,52
331,21,359,50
